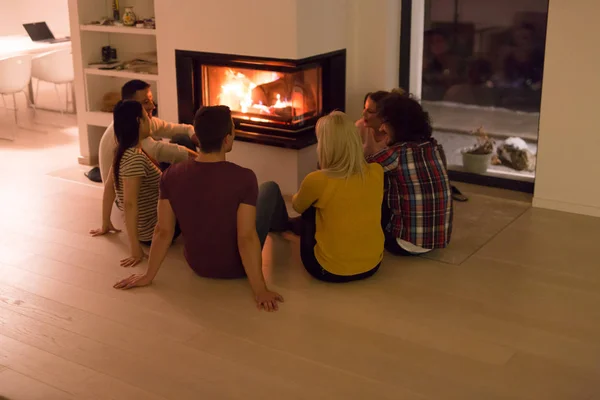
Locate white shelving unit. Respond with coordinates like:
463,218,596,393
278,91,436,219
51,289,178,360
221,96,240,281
80,24,156,35
84,67,159,81
86,111,113,127
68,0,159,165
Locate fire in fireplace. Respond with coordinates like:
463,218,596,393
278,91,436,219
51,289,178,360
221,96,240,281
204,65,321,126
176,50,346,149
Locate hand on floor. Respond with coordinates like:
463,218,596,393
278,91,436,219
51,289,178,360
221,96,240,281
255,290,284,312
89,221,121,236
120,247,147,268
113,273,153,290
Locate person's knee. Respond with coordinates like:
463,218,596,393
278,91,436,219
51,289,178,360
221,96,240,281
259,181,281,197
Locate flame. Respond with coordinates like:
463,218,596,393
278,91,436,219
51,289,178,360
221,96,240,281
218,69,292,115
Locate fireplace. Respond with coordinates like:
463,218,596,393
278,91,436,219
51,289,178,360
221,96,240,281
175,50,346,149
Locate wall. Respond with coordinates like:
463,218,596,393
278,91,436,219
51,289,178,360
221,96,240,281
345,0,401,119
532,0,600,217
0,0,70,36
296,0,347,59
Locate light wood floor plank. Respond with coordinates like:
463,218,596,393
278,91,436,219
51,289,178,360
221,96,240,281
3,246,517,366
0,263,202,342
0,334,167,400
0,368,74,400
0,303,371,400
0,283,422,400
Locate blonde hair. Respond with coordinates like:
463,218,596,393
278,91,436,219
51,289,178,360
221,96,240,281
316,111,367,179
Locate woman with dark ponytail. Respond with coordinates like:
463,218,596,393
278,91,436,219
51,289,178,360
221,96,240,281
90,100,170,267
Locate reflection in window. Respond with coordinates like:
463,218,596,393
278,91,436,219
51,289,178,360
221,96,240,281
422,2,547,111
420,0,549,182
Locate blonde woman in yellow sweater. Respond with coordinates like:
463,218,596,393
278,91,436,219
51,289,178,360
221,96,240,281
292,111,385,282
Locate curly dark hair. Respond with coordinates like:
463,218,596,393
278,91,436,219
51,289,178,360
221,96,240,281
363,90,389,108
377,93,433,144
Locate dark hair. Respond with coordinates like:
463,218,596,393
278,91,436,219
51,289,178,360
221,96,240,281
378,93,433,143
425,28,448,40
364,88,408,111
364,90,389,109
121,80,151,100
193,106,233,153
112,100,144,189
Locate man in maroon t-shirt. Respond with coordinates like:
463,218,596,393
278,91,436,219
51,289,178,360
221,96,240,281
114,106,291,312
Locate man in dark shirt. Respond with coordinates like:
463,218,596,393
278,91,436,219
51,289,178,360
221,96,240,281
114,106,290,312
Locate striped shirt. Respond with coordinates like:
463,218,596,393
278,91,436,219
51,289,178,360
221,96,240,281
367,140,453,249
114,147,161,242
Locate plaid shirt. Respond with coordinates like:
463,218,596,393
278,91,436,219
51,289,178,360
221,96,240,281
367,140,453,249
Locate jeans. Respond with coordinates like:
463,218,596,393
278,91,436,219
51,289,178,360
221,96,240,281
159,134,197,171
300,207,380,283
380,202,420,256
255,181,291,248
139,221,182,247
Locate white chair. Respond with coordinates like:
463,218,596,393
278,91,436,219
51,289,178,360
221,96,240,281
32,49,75,114
0,54,35,140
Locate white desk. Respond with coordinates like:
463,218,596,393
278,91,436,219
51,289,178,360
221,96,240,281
0,35,73,111
0,34,71,58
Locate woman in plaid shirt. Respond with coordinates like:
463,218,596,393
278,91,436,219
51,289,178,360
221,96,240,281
365,92,453,255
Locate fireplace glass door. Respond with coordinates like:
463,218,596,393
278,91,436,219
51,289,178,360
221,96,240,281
202,65,322,126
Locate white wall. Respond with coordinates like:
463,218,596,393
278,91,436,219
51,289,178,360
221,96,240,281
296,0,348,59
532,0,600,217
0,0,70,36
345,0,401,119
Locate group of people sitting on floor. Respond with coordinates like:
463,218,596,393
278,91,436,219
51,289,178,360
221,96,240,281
90,80,454,312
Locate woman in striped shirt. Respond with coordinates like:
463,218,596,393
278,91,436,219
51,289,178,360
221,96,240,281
90,100,168,267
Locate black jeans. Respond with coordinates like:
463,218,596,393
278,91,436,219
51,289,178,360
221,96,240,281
140,221,181,246
159,134,197,171
255,181,290,248
381,202,419,256
300,207,380,283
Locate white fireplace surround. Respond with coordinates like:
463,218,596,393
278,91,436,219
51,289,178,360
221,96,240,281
152,0,400,193
154,0,401,124
67,0,600,215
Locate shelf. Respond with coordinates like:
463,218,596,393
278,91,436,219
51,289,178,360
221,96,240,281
80,24,156,35
84,67,159,81
86,111,112,127
449,164,535,183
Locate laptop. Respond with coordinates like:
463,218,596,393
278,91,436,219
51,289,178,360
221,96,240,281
23,22,70,44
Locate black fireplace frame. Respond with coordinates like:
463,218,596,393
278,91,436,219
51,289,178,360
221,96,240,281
175,49,346,149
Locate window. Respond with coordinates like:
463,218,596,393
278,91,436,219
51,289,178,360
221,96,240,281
409,0,549,185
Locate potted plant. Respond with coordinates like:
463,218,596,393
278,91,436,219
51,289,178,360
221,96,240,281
461,127,495,174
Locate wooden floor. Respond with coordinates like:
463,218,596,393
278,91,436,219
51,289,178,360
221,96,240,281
1,109,600,400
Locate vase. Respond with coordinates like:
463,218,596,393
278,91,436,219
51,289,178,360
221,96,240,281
462,152,492,175
122,6,137,26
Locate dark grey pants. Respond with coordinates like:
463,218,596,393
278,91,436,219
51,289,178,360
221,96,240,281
255,181,290,248
159,134,197,171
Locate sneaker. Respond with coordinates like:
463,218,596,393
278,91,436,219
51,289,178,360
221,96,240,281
84,167,102,183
